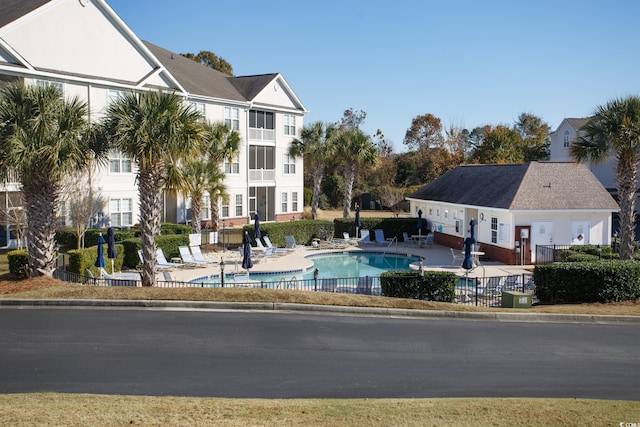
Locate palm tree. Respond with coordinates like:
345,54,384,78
570,96,640,260
0,82,107,276
333,128,378,218
204,123,240,231
289,121,335,219
102,90,205,286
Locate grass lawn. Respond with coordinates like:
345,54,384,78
0,394,638,426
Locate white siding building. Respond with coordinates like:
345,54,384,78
0,0,307,246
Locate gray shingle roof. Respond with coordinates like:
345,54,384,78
143,41,246,102
230,73,279,100
409,162,619,211
565,118,590,130
0,0,48,28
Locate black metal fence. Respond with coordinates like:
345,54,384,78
52,269,535,307
535,244,614,265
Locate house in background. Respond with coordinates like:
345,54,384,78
549,117,618,193
407,162,619,264
0,0,306,247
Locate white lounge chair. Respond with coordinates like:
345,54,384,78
284,235,302,249
138,250,174,271
358,229,374,245
451,248,463,265
178,246,208,267
374,229,387,244
156,248,184,269
263,236,290,253
190,245,216,264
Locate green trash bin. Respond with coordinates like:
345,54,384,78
501,291,532,308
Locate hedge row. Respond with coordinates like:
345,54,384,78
242,220,333,247
534,260,640,303
67,244,125,276
333,217,429,241
56,223,192,250
380,270,456,302
7,250,28,277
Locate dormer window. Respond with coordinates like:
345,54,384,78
563,130,570,147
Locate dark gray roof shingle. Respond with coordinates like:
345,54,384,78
0,0,49,28
230,73,278,100
143,41,247,102
409,162,618,211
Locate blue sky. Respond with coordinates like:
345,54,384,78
108,0,640,152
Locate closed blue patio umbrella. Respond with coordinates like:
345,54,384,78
94,233,106,271
462,218,477,270
241,231,253,271
254,212,261,241
106,227,117,273
417,209,423,238
355,204,361,237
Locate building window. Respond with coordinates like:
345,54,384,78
292,192,298,212
283,154,296,174
249,110,274,129
221,200,229,218
283,114,296,135
190,101,206,121
202,195,210,220
110,198,133,227
249,145,275,170
491,217,498,244
224,157,240,174
235,194,243,217
563,130,570,147
108,88,125,104
281,192,288,213
109,151,132,173
224,106,239,130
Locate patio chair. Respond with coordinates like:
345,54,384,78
485,277,504,295
162,271,176,282
284,235,302,249
502,275,520,291
156,248,184,269
263,236,290,253
320,278,337,292
424,233,434,247
402,232,414,245
341,232,359,245
358,229,374,245
374,229,387,244
190,245,216,264
450,248,463,265
138,250,172,271
178,246,208,267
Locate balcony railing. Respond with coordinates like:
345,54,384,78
249,127,275,142
249,169,275,182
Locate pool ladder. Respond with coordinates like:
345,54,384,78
277,276,298,290
382,236,398,256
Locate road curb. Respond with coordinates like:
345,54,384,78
1,298,639,324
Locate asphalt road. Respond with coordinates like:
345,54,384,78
0,308,638,399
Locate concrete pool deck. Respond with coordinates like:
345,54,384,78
163,242,534,284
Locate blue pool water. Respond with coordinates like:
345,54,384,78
192,251,420,288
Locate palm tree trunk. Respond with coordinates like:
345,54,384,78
23,178,59,276
342,165,356,218
210,195,220,232
190,190,203,234
311,167,324,220
616,154,638,260
138,166,164,286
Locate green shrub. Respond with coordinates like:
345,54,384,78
7,250,28,277
534,260,640,303
67,244,125,276
56,228,140,250
161,223,192,235
380,270,456,302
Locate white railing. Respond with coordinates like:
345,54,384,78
249,127,275,142
249,169,276,182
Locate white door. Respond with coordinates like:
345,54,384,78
530,221,553,262
571,221,590,245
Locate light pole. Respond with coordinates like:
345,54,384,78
220,258,225,288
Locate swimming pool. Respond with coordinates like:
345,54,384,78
191,251,420,292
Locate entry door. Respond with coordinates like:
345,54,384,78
571,221,590,245
530,221,553,262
